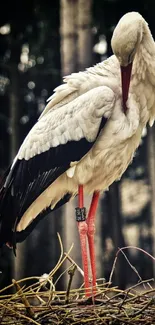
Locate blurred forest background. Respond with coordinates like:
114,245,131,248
1,0,155,292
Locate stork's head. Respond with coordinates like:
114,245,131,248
111,12,145,112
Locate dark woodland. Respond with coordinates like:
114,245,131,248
0,0,155,294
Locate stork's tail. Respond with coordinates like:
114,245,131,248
0,164,73,251
0,179,15,250
14,193,72,243
0,163,20,251
0,187,72,251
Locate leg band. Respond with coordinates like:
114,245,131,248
75,207,86,222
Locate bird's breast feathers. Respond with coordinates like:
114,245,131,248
69,95,141,191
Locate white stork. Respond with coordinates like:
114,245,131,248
0,12,155,296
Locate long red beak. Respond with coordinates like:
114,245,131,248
121,63,132,113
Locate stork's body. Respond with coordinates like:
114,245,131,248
1,12,155,296
17,91,140,231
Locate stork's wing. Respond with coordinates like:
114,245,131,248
39,55,119,119
0,86,115,248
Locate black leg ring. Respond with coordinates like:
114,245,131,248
75,207,86,222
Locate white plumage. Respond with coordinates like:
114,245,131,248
18,86,115,160
17,93,140,231
0,11,155,250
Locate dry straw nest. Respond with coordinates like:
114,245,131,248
0,234,155,325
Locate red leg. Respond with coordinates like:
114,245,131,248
77,185,90,296
78,185,84,207
87,191,100,294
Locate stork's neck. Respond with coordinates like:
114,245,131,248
132,23,155,127
134,22,155,84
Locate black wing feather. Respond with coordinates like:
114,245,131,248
14,193,72,243
0,116,107,247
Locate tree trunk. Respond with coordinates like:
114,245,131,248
60,0,80,288
60,0,94,288
9,64,20,161
77,0,92,70
107,182,127,289
60,0,78,76
0,66,20,288
146,125,155,278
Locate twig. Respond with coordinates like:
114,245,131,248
64,253,84,277
119,249,153,291
109,245,155,289
0,276,42,296
30,288,46,305
0,302,40,325
111,314,133,324
48,233,64,278
48,235,74,279
108,254,117,285
129,297,154,317
54,264,73,287
119,246,155,261
1,242,155,324
124,287,155,304
117,278,154,310
65,265,77,304
119,248,144,284
12,279,35,318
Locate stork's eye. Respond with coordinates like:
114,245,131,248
128,49,135,63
